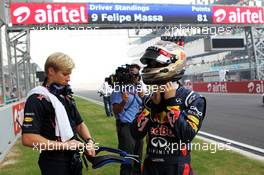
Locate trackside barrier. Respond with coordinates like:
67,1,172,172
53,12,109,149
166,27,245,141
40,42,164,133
0,100,25,162
185,80,264,94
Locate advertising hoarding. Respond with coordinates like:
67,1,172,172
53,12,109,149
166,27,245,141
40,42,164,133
188,80,264,94
213,6,264,24
10,3,213,25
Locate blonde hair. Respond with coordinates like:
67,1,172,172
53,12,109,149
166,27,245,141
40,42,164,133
44,52,75,74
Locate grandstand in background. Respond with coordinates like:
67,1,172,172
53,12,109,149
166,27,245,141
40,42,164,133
128,0,263,83
128,36,252,83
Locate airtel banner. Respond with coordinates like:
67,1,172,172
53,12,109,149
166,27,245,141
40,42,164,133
10,3,264,26
213,6,264,24
187,80,264,94
12,102,25,136
10,3,89,25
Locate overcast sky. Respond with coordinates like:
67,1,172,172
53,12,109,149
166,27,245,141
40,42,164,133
31,30,131,90
30,0,193,90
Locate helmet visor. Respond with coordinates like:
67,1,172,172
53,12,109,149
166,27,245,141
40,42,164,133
140,49,160,65
140,47,176,65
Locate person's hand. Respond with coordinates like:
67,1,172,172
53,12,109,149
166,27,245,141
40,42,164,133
122,92,129,102
151,90,161,105
85,139,96,157
164,82,176,100
138,91,144,98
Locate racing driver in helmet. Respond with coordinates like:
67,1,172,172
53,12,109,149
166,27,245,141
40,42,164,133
131,40,206,175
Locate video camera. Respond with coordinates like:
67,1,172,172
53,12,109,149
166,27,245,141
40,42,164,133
106,64,134,87
97,91,104,97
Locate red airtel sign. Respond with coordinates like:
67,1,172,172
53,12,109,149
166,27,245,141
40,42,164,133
12,102,25,136
186,80,264,94
10,3,89,25
213,6,264,24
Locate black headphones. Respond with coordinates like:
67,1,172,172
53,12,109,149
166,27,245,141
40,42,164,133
43,77,73,96
48,83,73,96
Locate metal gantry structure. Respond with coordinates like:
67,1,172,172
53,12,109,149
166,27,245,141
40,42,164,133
252,27,264,80
0,24,35,105
245,27,264,80
0,0,38,105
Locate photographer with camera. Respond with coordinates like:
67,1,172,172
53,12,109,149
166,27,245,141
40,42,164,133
22,52,95,175
131,41,206,175
111,64,144,175
98,78,113,117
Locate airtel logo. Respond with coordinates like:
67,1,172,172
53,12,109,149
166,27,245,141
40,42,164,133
12,102,25,135
207,83,212,92
11,3,88,25
247,81,264,93
207,82,228,93
13,6,31,23
214,9,226,23
213,6,264,24
247,82,255,93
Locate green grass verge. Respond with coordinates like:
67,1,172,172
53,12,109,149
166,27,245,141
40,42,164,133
0,97,264,175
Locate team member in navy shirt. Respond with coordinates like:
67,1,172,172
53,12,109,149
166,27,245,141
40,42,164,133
22,52,95,175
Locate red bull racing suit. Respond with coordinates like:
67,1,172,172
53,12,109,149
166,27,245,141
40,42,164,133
131,85,206,175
